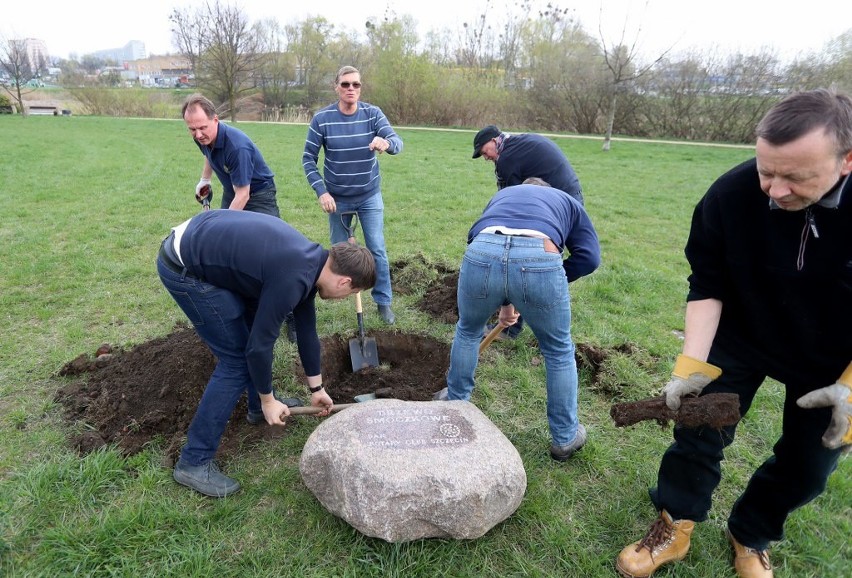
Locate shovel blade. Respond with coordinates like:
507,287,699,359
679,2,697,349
349,337,379,372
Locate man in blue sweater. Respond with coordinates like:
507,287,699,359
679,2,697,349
302,65,403,324
157,210,375,497
439,182,600,461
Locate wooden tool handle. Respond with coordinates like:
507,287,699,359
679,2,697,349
287,403,355,416
479,324,505,355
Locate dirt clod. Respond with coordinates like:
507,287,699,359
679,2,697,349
610,393,741,429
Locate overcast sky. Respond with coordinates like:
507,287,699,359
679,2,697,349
2,0,846,63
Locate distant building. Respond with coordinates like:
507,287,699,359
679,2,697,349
91,40,147,64
20,38,49,70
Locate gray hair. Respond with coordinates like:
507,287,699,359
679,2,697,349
335,66,360,84
756,89,852,157
181,93,217,119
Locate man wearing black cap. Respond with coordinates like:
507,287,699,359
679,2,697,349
472,125,585,339
472,125,584,204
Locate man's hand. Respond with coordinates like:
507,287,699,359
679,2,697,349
195,178,212,203
311,388,334,417
369,136,389,153
318,192,336,214
797,383,852,451
497,304,519,327
662,354,722,410
259,395,290,426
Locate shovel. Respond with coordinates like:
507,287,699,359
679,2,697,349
340,211,380,372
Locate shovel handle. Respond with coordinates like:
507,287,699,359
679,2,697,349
479,323,505,355
287,403,355,416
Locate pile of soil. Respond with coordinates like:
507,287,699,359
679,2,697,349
55,327,450,464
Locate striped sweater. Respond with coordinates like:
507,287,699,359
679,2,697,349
302,101,403,204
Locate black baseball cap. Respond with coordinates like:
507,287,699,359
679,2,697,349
472,125,501,158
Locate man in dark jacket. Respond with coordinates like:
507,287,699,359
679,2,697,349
157,210,375,497
616,89,852,578
437,182,600,461
473,125,584,339
472,125,583,204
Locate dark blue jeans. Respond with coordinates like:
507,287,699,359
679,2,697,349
651,340,841,550
157,254,258,466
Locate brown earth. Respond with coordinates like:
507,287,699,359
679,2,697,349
56,326,450,466
53,257,654,465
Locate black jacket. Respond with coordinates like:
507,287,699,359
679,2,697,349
685,158,851,385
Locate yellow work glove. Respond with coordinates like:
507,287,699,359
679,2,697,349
662,354,723,411
796,364,852,451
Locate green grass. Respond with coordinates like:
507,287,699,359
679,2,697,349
0,116,849,577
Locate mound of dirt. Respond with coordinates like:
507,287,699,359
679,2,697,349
55,327,450,464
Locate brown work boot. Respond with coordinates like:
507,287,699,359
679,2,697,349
726,528,773,578
616,510,695,577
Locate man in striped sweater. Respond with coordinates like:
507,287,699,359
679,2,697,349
302,66,403,324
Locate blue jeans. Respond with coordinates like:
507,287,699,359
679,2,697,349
329,192,392,306
651,339,841,549
157,253,261,466
446,233,580,445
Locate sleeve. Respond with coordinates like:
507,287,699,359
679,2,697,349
303,117,327,196
684,189,729,302
292,295,321,377
562,205,601,283
228,145,255,188
373,108,403,155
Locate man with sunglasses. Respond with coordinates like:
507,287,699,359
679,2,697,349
303,65,403,325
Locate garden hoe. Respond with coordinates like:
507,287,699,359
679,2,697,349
340,211,380,372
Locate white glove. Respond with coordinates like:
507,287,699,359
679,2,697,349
662,354,722,410
195,178,212,202
797,382,852,451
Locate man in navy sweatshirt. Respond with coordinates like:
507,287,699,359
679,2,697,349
157,210,375,497
438,182,600,462
303,65,402,325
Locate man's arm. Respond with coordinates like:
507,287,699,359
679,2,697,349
681,298,723,361
303,119,327,196
228,184,250,210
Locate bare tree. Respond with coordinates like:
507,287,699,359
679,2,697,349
598,1,672,150
170,4,206,75
0,35,43,116
170,0,266,121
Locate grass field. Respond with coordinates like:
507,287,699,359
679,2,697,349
0,115,849,577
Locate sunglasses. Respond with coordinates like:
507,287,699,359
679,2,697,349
339,81,362,89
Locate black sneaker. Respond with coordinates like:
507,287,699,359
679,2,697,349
550,424,587,461
246,396,304,425
173,459,240,497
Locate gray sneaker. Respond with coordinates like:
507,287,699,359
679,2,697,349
377,304,395,324
173,459,240,497
550,424,587,461
432,387,448,401
246,396,304,425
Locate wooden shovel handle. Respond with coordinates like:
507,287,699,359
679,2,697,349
287,403,356,416
480,324,505,354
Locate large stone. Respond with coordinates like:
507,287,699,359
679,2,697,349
299,399,526,543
